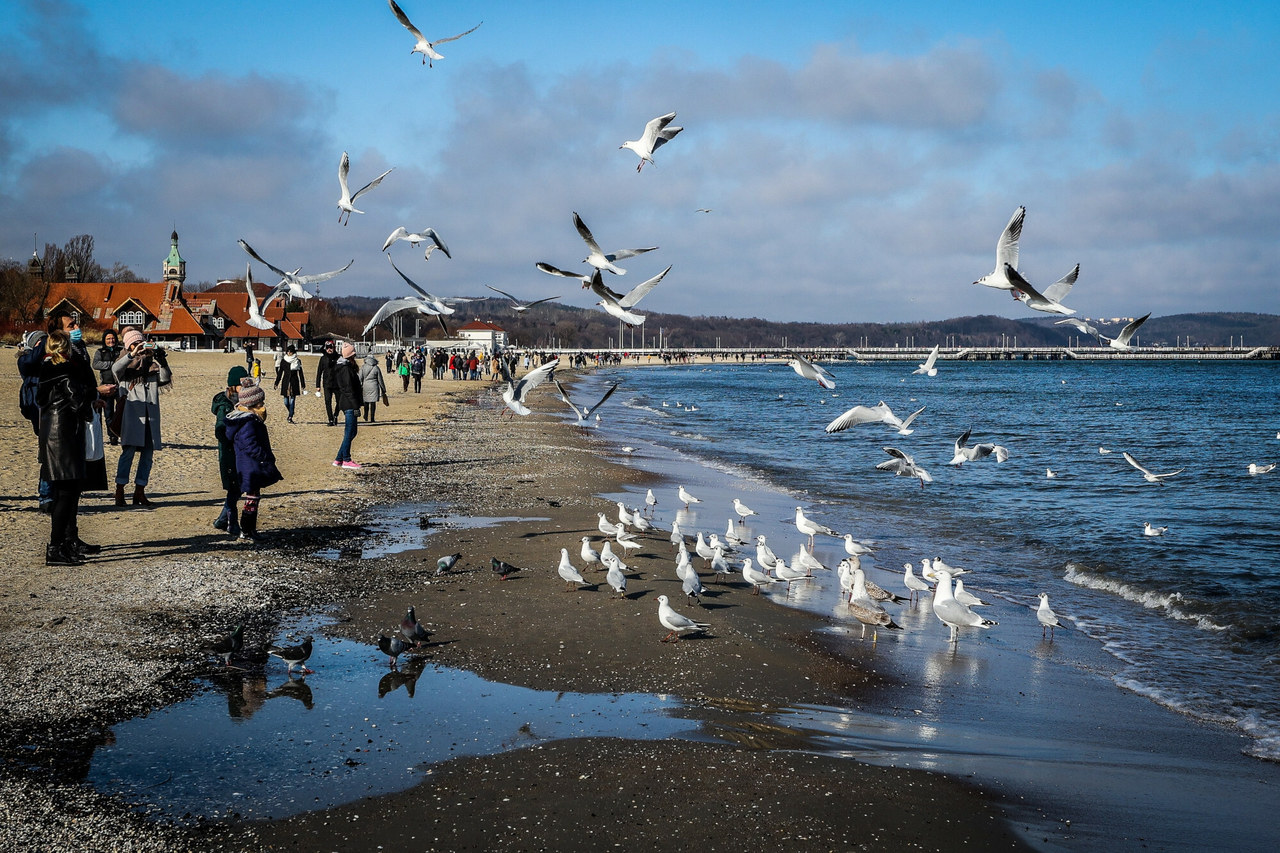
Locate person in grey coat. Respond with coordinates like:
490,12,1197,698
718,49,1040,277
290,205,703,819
111,326,172,507
359,355,388,422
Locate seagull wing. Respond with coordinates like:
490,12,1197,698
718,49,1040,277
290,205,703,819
922,345,939,370
1005,264,1048,304
1042,264,1080,304
351,167,393,203
237,239,288,280
382,226,408,252
604,246,659,263
421,227,451,258
297,258,354,285
337,151,352,203
432,21,482,46
362,297,430,336
997,205,1025,271
536,262,590,284
387,255,434,300
584,382,620,417
486,284,519,302
1122,451,1154,477
899,405,926,429
825,402,891,433
617,264,671,308
387,0,425,41
553,379,585,420
651,125,683,152
512,359,559,404
573,212,604,255
642,113,676,148
520,295,561,308
955,427,973,453
587,269,627,303
1116,312,1152,345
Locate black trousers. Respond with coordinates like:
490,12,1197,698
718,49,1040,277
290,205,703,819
49,481,82,546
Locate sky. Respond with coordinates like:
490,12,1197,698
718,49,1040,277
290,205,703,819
2,0,1278,324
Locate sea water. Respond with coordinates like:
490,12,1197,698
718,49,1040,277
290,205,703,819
585,357,1280,761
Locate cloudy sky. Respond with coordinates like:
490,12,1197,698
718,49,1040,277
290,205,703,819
2,0,1277,323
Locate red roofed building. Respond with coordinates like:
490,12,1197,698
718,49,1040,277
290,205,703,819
452,319,507,351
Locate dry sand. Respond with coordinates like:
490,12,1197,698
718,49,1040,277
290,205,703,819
0,349,1033,851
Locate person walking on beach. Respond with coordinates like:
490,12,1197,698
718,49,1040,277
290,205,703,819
333,342,363,468
37,329,100,565
397,355,410,392
111,327,172,507
315,339,339,426
223,377,282,542
359,354,388,422
91,330,122,446
212,365,248,537
410,349,426,392
273,345,306,424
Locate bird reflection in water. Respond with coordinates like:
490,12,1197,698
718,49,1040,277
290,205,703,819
378,657,425,699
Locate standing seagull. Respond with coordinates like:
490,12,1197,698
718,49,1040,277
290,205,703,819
336,151,393,225
557,548,589,591
912,345,941,376
973,205,1026,291
786,354,837,390
733,498,757,525
485,284,561,313
741,558,780,595
387,0,482,67
381,226,451,259
1100,313,1152,350
620,112,683,172
932,571,997,644
1122,451,1183,484
902,563,931,603
572,212,657,275
645,488,658,515
657,595,710,642
1036,593,1064,639
678,485,701,509
498,357,559,417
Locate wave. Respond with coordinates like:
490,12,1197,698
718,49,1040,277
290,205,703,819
1064,563,1230,632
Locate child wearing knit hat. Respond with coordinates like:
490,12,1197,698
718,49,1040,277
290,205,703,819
211,367,247,535
222,377,283,542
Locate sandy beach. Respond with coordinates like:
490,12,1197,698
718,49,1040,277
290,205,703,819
0,349,1047,851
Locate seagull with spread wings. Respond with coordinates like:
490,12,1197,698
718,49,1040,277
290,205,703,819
1006,265,1079,316
498,358,559,417
218,261,283,331
485,284,561,313
336,151,393,225
620,112,683,172
1122,451,1184,484
974,205,1026,291
572,211,657,275
555,379,620,426
786,354,836,390
1101,313,1152,350
387,0,482,67
237,239,352,299
381,226,451,259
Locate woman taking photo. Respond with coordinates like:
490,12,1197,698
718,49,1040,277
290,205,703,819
111,327,172,507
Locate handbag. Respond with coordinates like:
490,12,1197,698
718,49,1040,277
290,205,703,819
382,392,390,406
85,411,105,462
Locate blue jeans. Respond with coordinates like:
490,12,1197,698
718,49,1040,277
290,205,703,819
336,408,358,462
283,395,296,420
116,436,155,486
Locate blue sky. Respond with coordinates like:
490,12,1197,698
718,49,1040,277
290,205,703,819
2,0,1277,323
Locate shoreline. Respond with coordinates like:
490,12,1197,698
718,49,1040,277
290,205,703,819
1,354,1035,851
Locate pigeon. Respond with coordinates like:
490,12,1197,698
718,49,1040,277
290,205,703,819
620,112,683,172
491,557,521,580
572,211,657,275
973,205,1025,291
435,552,461,574
387,0,482,67
400,606,431,646
382,226,451,259
267,635,314,674
336,151,393,225
950,428,1009,465
657,594,709,642
1037,593,1064,639
377,634,410,668
557,548,589,590
202,623,244,667
1122,451,1183,484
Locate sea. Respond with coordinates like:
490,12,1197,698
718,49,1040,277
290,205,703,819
581,356,1280,762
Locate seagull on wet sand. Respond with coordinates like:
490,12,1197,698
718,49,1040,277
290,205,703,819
950,428,1009,465
787,354,836,390
267,635,315,674
657,594,709,642
741,558,780,594
580,536,601,570
932,571,997,644
974,205,1025,291
387,0,482,67
733,498,757,524
606,559,627,598
754,535,779,571
1037,593,1064,638
902,563,930,603
953,578,989,608
645,488,658,514
843,534,876,558
382,226,451,259
572,211,657,275
1123,451,1183,484
795,506,838,547
844,563,902,640
678,486,701,509
336,151,393,225
557,548,589,590
620,112,683,172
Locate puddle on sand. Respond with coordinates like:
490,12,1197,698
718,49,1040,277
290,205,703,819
313,502,549,561
87,617,691,823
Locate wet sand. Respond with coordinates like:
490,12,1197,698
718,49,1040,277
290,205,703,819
0,351,1036,851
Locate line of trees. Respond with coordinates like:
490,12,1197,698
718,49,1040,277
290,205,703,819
1,235,139,324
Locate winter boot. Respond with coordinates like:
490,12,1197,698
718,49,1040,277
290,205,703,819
227,506,242,539
114,484,126,507
237,510,257,542
46,543,84,567
132,485,152,507
213,502,232,531
68,526,101,555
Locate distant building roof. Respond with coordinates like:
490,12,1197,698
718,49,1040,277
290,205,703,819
457,319,505,332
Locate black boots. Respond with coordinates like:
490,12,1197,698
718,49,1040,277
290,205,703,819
238,509,258,542
46,543,84,566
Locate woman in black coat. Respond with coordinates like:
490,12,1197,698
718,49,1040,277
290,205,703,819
38,331,97,566
91,330,122,445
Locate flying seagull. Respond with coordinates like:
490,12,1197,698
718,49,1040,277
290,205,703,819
381,226,451,259
825,400,919,435
950,428,1009,464
555,379,620,425
1100,313,1151,350
1122,451,1183,484
1055,317,1101,339
787,354,836,390
1006,265,1078,316
337,151,393,225
876,446,933,488
620,112,683,172
237,239,352,299
973,205,1025,291
498,357,559,417
485,284,561,313
912,345,940,376
387,254,470,319
572,211,657,275
387,0,482,67
362,295,446,337
220,261,282,332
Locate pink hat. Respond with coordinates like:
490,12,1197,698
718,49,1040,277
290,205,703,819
341,342,355,359
122,327,144,348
